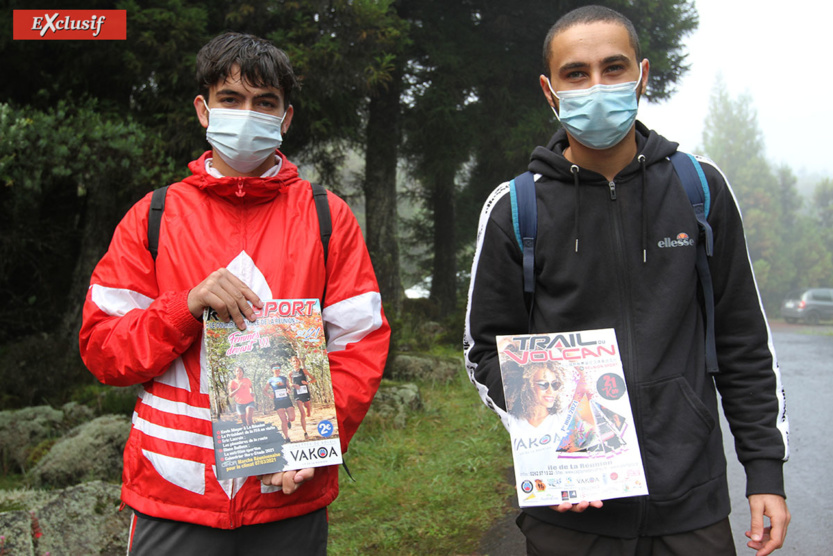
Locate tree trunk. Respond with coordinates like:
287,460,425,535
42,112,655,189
364,67,403,321
60,178,142,378
429,171,457,316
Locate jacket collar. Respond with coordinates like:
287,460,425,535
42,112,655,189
182,150,302,203
529,121,679,183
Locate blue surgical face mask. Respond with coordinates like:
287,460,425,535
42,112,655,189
546,66,642,150
202,98,286,173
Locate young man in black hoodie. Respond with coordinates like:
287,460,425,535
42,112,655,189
464,6,790,555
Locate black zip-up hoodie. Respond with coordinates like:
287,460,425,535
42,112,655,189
464,122,788,537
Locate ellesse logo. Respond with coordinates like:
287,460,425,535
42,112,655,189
657,232,695,248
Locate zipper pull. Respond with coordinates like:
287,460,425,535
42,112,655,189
608,181,617,200
235,179,246,198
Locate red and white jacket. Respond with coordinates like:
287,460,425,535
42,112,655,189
79,151,390,528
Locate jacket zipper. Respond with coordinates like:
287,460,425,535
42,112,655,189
608,180,649,532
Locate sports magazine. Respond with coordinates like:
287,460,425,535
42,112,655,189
204,299,341,480
497,328,648,507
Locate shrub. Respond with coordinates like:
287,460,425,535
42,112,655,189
28,415,129,488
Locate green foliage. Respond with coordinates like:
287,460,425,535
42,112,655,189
394,295,467,354
702,81,833,311
813,178,833,255
328,370,512,554
0,101,178,343
70,384,139,417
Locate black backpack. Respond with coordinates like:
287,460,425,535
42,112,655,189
509,151,718,374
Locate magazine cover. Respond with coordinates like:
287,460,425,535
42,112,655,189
204,299,341,480
496,328,648,507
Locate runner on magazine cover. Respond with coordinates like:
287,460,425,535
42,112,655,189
265,363,296,440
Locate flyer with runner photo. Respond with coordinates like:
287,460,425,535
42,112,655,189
204,299,342,480
497,328,648,507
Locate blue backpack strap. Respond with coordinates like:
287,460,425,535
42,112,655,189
669,152,718,374
509,171,537,298
147,185,169,261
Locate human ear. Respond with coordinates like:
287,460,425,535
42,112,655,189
639,59,650,95
539,75,558,110
281,104,294,134
194,95,210,129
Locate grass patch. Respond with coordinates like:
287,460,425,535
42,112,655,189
328,369,514,555
0,473,24,491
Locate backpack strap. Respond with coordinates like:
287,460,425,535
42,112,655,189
146,183,332,268
311,183,332,266
669,152,719,374
147,185,169,261
509,171,537,330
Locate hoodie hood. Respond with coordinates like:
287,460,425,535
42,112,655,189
528,121,679,182
527,121,680,261
182,150,303,204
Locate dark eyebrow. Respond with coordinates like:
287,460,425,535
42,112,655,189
558,54,632,74
253,92,281,101
215,89,243,97
602,54,631,65
558,61,589,73
215,90,280,99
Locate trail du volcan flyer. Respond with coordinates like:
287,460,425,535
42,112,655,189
204,299,341,480
497,328,648,507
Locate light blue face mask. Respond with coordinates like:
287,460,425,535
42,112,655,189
547,67,642,150
203,98,286,173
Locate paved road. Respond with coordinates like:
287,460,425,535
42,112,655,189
477,323,833,555
724,322,833,554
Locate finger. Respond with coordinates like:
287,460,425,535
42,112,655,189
259,472,283,487
768,505,790,547
194,269,263,329
283,467,316,495
218,270,263,318
747,497,765,544
293,467,315,484
756,527,779,556
189,273,239,324
570,501,591,513
549,502,575,513
209,274,254,330
760,510,788,555
222,281,260,325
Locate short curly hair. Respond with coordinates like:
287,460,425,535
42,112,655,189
196,32,300,107
505,360,569,422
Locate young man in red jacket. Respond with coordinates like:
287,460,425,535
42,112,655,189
80,32,390,555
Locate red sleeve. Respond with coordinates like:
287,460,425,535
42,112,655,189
79,193,203,387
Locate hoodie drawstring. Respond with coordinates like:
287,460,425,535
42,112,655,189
638,154,647,263
571,165,580,253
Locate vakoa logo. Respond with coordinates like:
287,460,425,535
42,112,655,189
13,10,127,40
657,232,695,249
